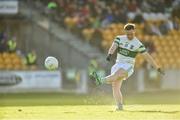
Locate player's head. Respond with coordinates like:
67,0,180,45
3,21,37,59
124,23,135,40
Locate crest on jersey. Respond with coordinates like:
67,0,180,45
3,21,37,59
125,43,129,47
130,45,134,49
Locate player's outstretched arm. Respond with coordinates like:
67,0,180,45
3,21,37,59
141,52,165,75
106,42,118,62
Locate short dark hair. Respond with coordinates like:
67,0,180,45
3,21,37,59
124,23,135,30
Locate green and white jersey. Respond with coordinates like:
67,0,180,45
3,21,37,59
114,35,146,65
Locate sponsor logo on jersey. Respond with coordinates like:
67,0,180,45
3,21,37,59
119,49,129,56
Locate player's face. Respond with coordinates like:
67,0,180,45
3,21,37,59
125,29,135,40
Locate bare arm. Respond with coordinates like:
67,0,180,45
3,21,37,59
141,52,159,69
106,42,118,61
108,42,118,55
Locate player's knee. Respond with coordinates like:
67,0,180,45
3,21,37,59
114,69,127,79
114,72,127,81
112,82,120,89
112,82,117,88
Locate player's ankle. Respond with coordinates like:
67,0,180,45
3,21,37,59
117,103,123,110
101,78,107,84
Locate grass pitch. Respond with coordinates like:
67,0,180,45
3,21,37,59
0,91,180,120
1,105,180,120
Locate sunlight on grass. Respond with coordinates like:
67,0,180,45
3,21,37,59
0,105,180,120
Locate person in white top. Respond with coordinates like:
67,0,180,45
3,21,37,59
91,23,164,111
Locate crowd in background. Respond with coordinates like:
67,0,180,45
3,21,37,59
32,0,180,52
40,0,180,30
0,30,37,69
0,31,17,53
1,0,179,70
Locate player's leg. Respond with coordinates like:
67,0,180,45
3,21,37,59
112,79,123,110
90,68,127,85
90,65,128,85
91,68,128,110
110,68,127,110
102,68,128,84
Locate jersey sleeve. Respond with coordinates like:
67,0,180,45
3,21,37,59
137,43,147,53
113,36,121,45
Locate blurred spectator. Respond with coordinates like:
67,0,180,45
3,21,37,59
172,0,180,8
172,7,180,18
0,31,7,53
47,1,57,10
141,0,151,12
45,1,58,17
159,20,169,35
24,50,37,70
91,16,101,28
64,16,77,31
156,0,166,13
101,7,114,28
172,16,180,30
126,0,138,12
81,4,90,17
143,21,154,35
101,17,111,28
132,10,145,24
166,17,174,31
7,37,17,53
0,30,7,40
143,21,162,36
159,17,179,34
113,8,127,23
172,0,180,18
151,22,162,36
0,40,7,53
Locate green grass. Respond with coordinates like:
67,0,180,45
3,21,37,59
1,105,180,120
0,91,180,120
1,90,180,106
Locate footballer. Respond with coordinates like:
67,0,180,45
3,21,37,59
91,23,164,111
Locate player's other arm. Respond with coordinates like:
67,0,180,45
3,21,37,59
141,52,165,75
142,52,159,69
106,42,118,62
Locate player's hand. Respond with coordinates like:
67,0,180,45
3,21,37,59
106,54,112,62
157,68,165,75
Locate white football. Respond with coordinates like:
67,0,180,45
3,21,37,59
44,56,59,70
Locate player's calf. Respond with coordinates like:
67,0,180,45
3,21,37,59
112,81,124,111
